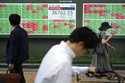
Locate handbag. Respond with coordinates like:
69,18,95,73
95,43,104,54
95,32,105,54
0,69,21,83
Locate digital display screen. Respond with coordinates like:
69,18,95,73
0,3,76,35
83,3,125,35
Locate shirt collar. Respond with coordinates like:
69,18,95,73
60,41,76,59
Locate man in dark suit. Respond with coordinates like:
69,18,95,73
6,14,29,83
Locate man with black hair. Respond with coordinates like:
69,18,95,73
35,26,98,83
6,14,29,83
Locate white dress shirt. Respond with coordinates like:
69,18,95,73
35,41,76,83
72,66,89,75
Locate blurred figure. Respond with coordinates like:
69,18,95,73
91,22,115,76
6,14,29,83
35,26,98,83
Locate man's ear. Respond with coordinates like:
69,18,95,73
78,42,84,47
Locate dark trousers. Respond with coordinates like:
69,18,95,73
10,63,26,83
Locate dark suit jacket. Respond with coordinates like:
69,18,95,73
6,25,29,64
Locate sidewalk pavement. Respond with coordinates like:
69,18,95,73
0,68,125,83
0,63,125,83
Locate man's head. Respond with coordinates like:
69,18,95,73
68,26,98,56
9,14,21,26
